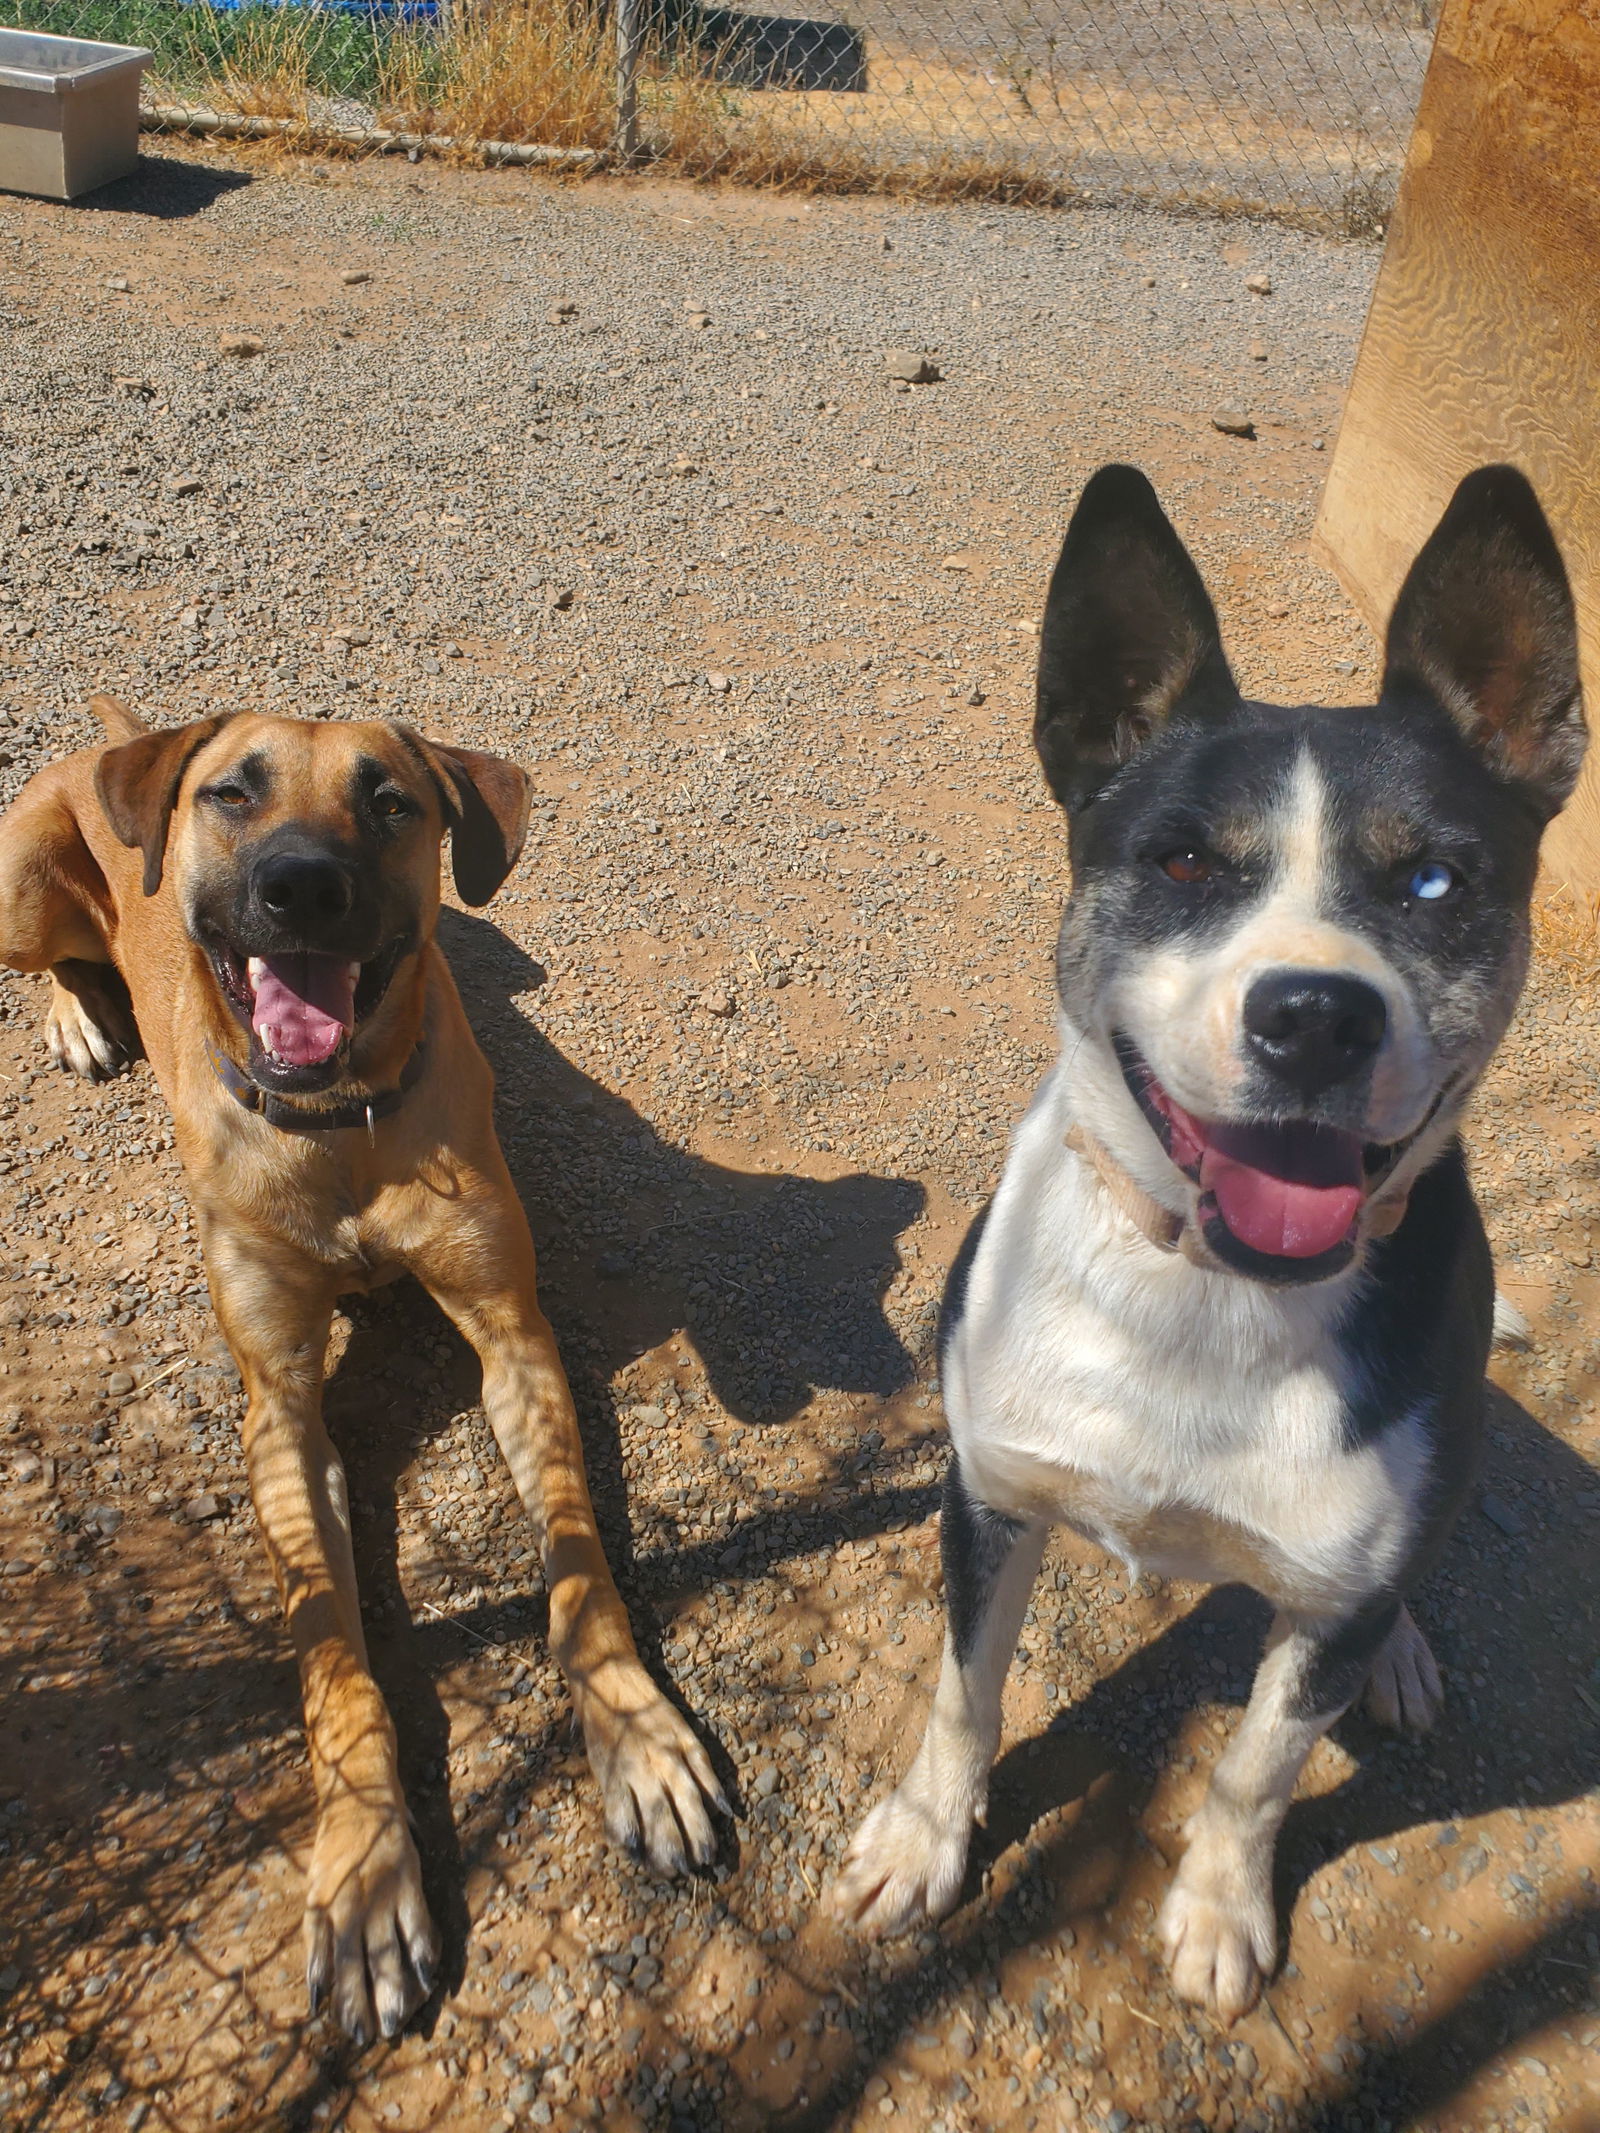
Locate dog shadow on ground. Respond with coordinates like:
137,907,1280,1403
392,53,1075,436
778,1375,1598,2130
312,909,925,2005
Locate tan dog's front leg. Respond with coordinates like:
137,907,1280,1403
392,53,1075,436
411,1190,728,1873
207,1235,438,2042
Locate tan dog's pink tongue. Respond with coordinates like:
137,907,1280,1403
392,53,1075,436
248,953,357,1068
1199,1121,1363,1260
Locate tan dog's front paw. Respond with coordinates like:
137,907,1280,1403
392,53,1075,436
46,966,135,1082
830,1784,970,1935
1158,1844,1276,2024
304,1786,439,2045
582,1671,728,1875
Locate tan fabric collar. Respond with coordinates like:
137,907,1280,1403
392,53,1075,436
1065,1123,1184,1253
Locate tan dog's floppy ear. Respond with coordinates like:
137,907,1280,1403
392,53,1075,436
95,713,231,896
394,729,531,906
432,743,532,905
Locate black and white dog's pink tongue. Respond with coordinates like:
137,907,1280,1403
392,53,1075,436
1200,1121,1364,1260
247,953,358,1068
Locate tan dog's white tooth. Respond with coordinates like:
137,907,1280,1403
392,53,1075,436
347,961,362,981
247,956,266,988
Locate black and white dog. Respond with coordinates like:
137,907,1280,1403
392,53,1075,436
831,464,1584,2021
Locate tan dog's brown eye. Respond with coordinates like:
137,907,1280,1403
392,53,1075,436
376,794,412,819
1159,849,1212,884
209,784,251,808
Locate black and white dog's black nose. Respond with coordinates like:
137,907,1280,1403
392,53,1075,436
1242,970,1387,1095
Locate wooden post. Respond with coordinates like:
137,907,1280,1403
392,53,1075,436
614,0,644,166
1313,0,1600,904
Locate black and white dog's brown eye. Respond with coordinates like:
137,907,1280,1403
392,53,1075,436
1159,849,1213,885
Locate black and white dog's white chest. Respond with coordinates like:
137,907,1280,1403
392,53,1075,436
940,1066,1471,1619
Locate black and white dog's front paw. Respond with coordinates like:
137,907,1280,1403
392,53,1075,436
1157,1835,1277,2024
830,1783,971,1934
1362,1602,1443,1734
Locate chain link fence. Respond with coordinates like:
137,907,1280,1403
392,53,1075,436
14,0,1435,228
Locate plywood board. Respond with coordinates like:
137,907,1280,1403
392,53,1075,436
1312,0,1600,901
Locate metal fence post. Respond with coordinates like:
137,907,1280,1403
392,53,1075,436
615,0,643,166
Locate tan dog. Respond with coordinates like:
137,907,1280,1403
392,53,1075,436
0,699,726,2042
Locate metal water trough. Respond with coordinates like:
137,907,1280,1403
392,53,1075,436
0,28,151,200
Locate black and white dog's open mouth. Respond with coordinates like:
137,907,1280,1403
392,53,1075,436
1112,1035,1422,1280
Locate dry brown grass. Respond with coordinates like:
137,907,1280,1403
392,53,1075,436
209,5,323,121
142,0,1389,229
379,0,615,149
638,57,1083,205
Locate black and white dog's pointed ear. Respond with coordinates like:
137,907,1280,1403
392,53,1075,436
1382,465,1585,819
1033,465,1239,812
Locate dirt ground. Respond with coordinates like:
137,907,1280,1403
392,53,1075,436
0,144,1597,2133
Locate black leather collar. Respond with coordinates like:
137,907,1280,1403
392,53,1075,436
206,1038,428,1137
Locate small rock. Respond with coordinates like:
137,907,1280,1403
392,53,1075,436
705,671,732,695
684,311,712,329
548,588,574,611
1250,342,1270,361
164,475,203,497
341,269,371,286
699,992,736,1019
967,687,986,706
885,348,940,384
107,1371,135,1396
114,376,154,398
1480,1490,1523,1536
219,333,263,358
13,1454,41,1484
549,301,578,323
752,1763,779,1798
1246,272,1273,295
672,457,699,476
105,275,130,293
183,1492,222,1523
1211,409,1256,438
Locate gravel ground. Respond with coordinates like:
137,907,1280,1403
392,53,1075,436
0,143,1597,2133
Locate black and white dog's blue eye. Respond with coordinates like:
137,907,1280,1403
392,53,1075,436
1409,862,1457,901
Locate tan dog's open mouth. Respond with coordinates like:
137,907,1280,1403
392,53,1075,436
206,934,410,1081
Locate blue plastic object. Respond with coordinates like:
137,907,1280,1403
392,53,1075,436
184,0,441,22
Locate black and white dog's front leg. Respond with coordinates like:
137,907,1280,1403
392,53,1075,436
831,1459,1046,1932
1159,1597,1408,2022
